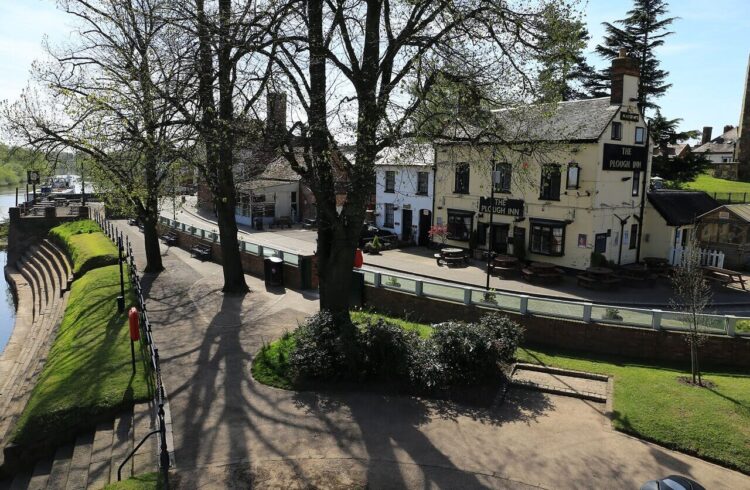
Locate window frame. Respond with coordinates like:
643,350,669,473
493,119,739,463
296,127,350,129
454,163,470,194
446,209,474,241
493,162,512,193
566,163,580,190
539,164,562,201
384,203,395,228
635,126,646,144
611,122,623,140
417,171,429,195
384,170,396,193
629,223,638,250
529,220,566,257
632,170,641,196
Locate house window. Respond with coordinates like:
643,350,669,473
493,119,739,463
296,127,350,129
454,163,470,194
629,223,638,250
530,221,565,256
447,209,473,241
477,222,488,247
566,163,580,190
611,122,622,140
539,164,561,201
385,171,395,193
417,171,429,195
635,126,645,144
632,170,640,196
594,233,607,253
493,163,512,193
384,203,395,228
721,156,732,163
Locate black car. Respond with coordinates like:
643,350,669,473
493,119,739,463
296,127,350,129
640,475,705,490
360,224,398,248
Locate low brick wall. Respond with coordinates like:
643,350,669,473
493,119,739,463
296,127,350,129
156,224,315,290
6,207,90,265
364,285,750,369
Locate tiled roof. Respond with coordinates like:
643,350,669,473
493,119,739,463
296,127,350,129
700,204,750,223
375,143,434,166
442,97,620,144
647,190,719,226
693,127,739,154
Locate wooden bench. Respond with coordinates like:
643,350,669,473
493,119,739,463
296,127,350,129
160,231,178,246
190,243,212,261
522,268,562,283
434,253,468,267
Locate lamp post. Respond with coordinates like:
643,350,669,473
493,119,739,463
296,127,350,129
485,165,502,291
117,234,126,313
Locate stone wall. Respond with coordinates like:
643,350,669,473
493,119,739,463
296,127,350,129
6,207,89,265
363,285,750,369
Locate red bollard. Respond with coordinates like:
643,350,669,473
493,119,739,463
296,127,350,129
128,307,139,373
354,248,364,268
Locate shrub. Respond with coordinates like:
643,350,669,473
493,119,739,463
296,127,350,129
357,318,418,381
289,311,348,382
477,312,525,361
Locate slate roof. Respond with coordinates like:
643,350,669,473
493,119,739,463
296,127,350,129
647,190,720,226
441,97,620,144
693,127,738,154
236,153,301,193
698,204,750,223
375,143,434,167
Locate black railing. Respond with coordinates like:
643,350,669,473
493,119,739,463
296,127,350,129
94,212,170,488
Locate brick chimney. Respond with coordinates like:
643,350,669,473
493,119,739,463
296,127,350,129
701,127,712,145
266,92,287,134
610,48,640,106
723,125,734,135
738,54,750,180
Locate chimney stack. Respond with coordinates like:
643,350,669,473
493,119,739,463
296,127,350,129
701,127,713,145
723,125,734,135
266,92,287,135
610,48,640,106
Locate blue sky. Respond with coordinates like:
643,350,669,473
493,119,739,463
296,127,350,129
0,0,748,137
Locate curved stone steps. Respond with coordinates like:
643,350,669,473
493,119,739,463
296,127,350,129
15,259,38,322
24,253,49,312
36,245,64,298
40,241,72,288
0,404,153,490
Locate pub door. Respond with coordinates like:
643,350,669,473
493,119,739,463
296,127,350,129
402,209,413,242
491,224,509,254
418,210,431,246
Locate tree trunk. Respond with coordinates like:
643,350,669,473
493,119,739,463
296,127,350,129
214,193,248,294
690,342,697,384
141,213,163,273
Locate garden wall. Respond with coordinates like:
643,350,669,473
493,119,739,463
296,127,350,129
364,285,750,369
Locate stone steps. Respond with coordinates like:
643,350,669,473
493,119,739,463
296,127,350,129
511,363,609,403
0,404,155,490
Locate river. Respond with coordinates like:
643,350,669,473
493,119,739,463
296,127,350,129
0,187,18,353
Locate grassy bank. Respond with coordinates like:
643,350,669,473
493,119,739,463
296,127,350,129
253,311,750,474
0,220,7,250
103,473,161,490
684,173,750,194
49,220,118,276
12,265,151,446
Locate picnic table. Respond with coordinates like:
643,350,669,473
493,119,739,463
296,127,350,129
521,261,563,283
434,247,470,267
618,262,651,286
702,266,747,290
190,243,212,261
489,254,520,278
577,266,621,289
160,231,178,246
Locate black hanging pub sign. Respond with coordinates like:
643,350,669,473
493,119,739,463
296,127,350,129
602,143,647,171
479,197,525,217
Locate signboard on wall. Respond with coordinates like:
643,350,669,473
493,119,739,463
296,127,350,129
602,143,647,171
479,197,524,217
620,112,639,122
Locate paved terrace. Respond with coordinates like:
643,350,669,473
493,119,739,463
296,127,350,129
163,197,750,311
117,219,750,488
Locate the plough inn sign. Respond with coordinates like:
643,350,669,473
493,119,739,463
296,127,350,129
479,197,525,217
602,143,647,171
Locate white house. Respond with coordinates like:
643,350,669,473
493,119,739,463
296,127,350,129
374,144,434,245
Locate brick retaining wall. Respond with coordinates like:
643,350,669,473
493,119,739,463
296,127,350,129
364,285,750,369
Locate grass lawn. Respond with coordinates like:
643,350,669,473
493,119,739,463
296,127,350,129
684,173,750,194
253,311,750,474
12,265,151,447
49,219,118,276
103,473,161,489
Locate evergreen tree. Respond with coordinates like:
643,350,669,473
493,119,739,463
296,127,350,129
593,0,676,110
650,110,711,184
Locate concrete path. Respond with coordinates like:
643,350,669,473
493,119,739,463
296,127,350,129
119,220,750,489
162,197,750,311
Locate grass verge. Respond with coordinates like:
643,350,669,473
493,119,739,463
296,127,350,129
12,265,151,447
49,219,118,276
103,473,161,489
684,173,750,194
253,311,750,474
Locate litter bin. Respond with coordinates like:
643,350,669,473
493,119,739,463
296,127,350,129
264,256,284,287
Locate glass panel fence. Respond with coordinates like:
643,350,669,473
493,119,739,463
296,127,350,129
245,243,259,255
422,282,464,302
284,253,299,266
381,274,416,293
263,247,279,257
470,290,521,311
660,311,726,334
528,298,583,319
591,305,652,327
362,271,375,285
736,318,750,336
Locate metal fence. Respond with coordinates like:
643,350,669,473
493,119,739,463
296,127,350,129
95,214,171,488
710,192,750,204
158,216,301,266
358,269,750,338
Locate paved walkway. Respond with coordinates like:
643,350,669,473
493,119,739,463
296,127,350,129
118,220,750,489
162,197,750,311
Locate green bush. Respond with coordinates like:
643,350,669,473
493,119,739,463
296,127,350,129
357,317,419,382
289,311,348,382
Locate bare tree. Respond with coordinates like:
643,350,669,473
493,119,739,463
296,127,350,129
1,0,190,273
273,0,578,339
670,231,712,386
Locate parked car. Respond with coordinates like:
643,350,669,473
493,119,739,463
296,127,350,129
360,224,398,248
640,475,705,490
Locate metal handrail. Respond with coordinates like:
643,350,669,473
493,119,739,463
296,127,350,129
95,213,170,488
